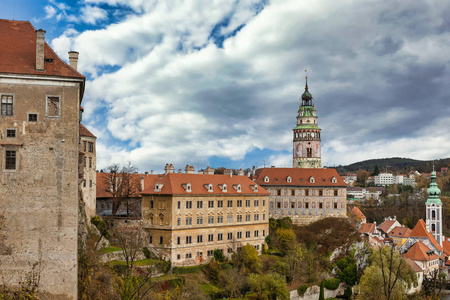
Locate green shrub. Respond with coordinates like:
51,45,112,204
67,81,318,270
214,249,227,262
343,285,353,300
323,278,340,290
142,247,151,259
297,285,308,296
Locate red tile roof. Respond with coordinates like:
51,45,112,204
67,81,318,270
253,168,346,187
403,240,439,262
405,258,423,273
410,219,442,251
352,207,366,220
96,172,159,198
80,123,97,138
378,220,398,234
0,19,84,79
141,173,269,196
359,223,375,234
443,238,450,256
388,226,412,238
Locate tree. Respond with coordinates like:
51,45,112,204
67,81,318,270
247,272,289,300
276,228,296,252
372,164,380,176
357,246,416,300
103,163,142,217
234,244,262,274
219,267,248,298
357,170,370,185
319,281,325,300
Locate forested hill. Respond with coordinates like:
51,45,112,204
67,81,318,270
334,157,450,174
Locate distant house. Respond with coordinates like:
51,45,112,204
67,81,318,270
403,241,439,278
388,226,412,248
347,186,384,201
351,206,366,224
377,217,401,237
359,223,375,235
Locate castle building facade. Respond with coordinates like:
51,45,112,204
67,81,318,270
140,169,269,266
79,123,97,219
0,20,85,299
293,78,321,168
253,168,347,225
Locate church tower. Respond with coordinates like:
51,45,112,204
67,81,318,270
426,166,443,246
293,77,321,168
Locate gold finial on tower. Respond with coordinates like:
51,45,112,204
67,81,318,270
304,69,308,88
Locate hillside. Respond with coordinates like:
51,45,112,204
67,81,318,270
335,157,450,174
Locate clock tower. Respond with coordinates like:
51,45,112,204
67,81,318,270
293,77,321,168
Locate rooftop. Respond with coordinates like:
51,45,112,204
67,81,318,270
253,168,346,187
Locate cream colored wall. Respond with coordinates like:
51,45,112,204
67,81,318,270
0,77,82,299
79,135,97,220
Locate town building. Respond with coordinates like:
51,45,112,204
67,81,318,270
377,217,401,236
140,167,269,266
346,186,384,202
79,123,97,219
253,167,347,225
293,77,321,168
343,173,357,186
0,19,85,299
387,226,412,248
351,206,366,224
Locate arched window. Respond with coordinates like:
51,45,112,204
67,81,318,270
432,224,436,232
432,210,436,219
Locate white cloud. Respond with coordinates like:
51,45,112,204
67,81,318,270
51,0,450,172
44,5,57,19
80,5,108,24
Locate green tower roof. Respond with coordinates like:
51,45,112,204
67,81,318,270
426,166,442,205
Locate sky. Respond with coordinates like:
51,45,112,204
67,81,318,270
2,0,450,173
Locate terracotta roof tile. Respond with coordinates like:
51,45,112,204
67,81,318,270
443,238,450,256
403,240,439,262
410,219,442,251
378,220,397,233
253,168,346,187
141,173,269,196
80,123,97,138
0,19,84,79
352,207,366,220
359,223,375,234
388,226,412,238
405,258,423,273
96,172,159,198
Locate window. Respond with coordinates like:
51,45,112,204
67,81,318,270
277,190,281,196
334,203,338,209
88,142,94,152
197,235,203,243
28,113,38,122
186,201,192,209
208,234,214,242
208,200,214,208
291,190,295,196
208,216,214,224
246,231,250,238
245,200,251,207
177,201,181,209
159,236,163,244
227,215,233,223
1,95,13,116
186,217,192,225
46,96,60,117
207,250,214,257
197,201,203,209
263,200,265,207
237,232,242,239
263,230,266,236
218,200,223,208
217,216,223,223
227,232,233,240
177,218,181,226
83,179,86,187
197,217,203,225
83,141,86,151
6,129,16,138
291,202,295,208
277,202,281,208
177,254,181,260
89,158,92,167
254,230,259,237
227,200,233,207
245,214,251,222
255,245,260,250
254,214,259,221
150,201,154,209
89,180,92,187
254,200,259,207
228,248,233,253
186,253,192,259
319,190,323,196
237,200,242,207
305,189,309,196
319,202,323,209
218,233,223,241
149,236,153,244
334,190,338,196
237,215,242,222
305,202,309,209
186,236,192,244
263,214,266,221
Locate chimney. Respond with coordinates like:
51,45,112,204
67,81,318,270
145,171,148,177
224,169,233,177
35,29,46,71
178,169,182,173
185,165,195,174
237,169,244,176
68,51,79,71
164,163,175,175
205,166,215,175
151,170,154,175
141,176,145,191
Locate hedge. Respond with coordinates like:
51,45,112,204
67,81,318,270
323,278,340,290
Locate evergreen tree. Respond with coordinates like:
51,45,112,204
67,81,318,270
372,164,380,176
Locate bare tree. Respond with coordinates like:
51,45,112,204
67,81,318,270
103,163,142,217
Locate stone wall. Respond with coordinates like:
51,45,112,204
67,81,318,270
289,283,346,300
0,78,82,299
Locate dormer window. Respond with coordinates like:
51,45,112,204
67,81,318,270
232,184,242,192
331,177,337,184
204,183,213,192
286,176,292,183
309,176,315,184
218,184,227,192
154,183,164,192
181,183,192,192
264,176,269,183
250,184,258,192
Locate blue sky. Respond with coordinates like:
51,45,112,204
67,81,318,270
2,0,450,173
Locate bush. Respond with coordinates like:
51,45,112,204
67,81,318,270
214,249,227,262
142,247,151,259
323,278,340,290
297,285,308,296
172,264,206,274
343,285,353,300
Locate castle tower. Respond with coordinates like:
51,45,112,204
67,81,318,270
426,166,443,246
293,77,321,168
